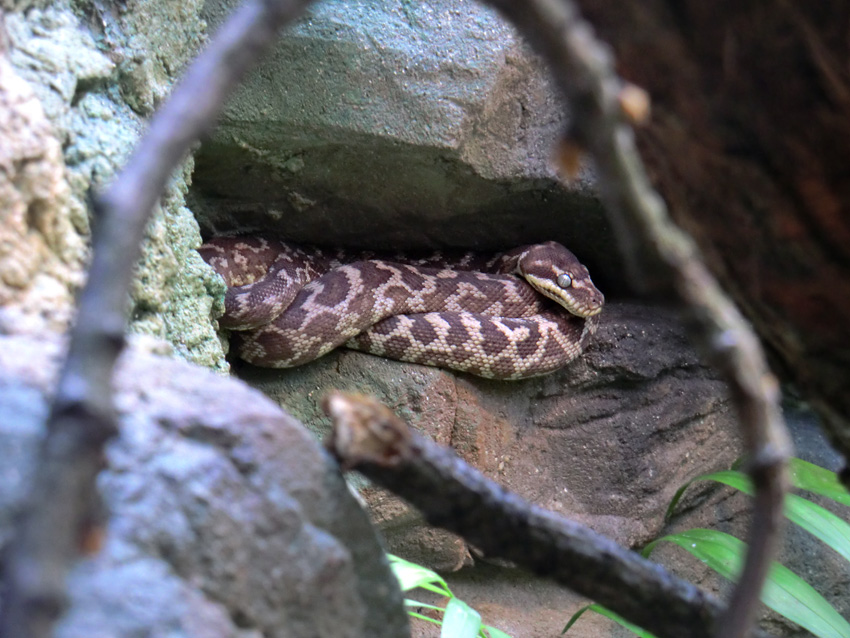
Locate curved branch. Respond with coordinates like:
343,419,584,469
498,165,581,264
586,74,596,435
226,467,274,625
478,2,793,637
324,392,778,638
0,1,316,636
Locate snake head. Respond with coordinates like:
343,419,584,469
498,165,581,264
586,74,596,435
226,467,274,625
517,241,604,318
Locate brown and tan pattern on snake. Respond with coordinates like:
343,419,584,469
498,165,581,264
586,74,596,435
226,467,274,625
198,237,604,379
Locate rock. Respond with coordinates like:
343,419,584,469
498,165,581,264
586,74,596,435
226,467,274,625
0,334,408,638
238,302,742,567
0,31,84,334
4,5,227,370
420,400,848,638
190,0,623,292
241,303,847,637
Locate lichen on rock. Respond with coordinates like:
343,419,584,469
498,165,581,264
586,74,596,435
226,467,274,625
0,33,85,334
3,4,227,369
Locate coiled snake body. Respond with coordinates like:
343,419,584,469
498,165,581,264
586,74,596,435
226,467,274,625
199,237,604,379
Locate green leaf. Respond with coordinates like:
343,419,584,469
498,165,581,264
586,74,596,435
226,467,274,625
392,556,511,638
441,598,481,638
561,605,591,634
404,599,445,612
667,460,850,522
664,479,694,521
482,624,512,638
784,493,850,562
695,469,750,493
789,459,850,506
407,610,443,626
388,554,453,597
648,529,850,638
562,604,657,637
672,470,850,563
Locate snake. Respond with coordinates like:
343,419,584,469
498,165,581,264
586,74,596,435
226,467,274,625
198,237,604,379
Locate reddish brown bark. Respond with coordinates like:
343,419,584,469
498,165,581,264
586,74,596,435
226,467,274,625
576,1,850,474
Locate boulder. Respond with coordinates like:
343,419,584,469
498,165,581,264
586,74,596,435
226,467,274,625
0,334,408,638
238,303,743,567
0,24,84,335
190,0,623,293
647,405,848,638
239,304,846,637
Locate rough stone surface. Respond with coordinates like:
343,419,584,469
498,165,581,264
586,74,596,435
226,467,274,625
646,403,849,638
238,303,742,567
0,333,409,638
415,405,848,638
3,5,227,370
240,303,848,638
0,29,85,334
190,0,623,293
109,0,208,117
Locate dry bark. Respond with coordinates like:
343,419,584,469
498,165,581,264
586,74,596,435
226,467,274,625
574,0,850,481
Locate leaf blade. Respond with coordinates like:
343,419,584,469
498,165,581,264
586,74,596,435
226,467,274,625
388,554,452,597
442,598,481,638
482,625,512,638
681,471,850,563
789,459,850,506
652,529,850,638
562,604,657,637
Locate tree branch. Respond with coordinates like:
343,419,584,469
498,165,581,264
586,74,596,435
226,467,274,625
477,2,793,637
324,392,778,638
0,1,316,636
0,2,791,638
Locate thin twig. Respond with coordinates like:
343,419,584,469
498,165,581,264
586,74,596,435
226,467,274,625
324,392,778,638
0,1,316,636
478,1,792,637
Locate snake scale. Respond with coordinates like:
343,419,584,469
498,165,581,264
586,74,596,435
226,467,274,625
199,237,604,379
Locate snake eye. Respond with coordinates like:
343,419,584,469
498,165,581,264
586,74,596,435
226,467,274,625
557,273,573,288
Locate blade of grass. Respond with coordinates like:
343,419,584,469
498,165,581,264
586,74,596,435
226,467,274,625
664,481,695,521
561,604,592,634
482,624,512,638
673,470,850,562
404,599,446,612
408,610,444,626
392,556,513,638
442,598,481,638
562,603,657,637
388,554,453,597
789,459,850,506
783,494,850,562
667,459,850,522
645,529,850,638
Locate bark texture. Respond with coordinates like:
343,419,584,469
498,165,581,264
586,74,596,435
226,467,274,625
574,1,850,473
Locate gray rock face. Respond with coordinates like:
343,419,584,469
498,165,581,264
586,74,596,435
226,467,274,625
238,303,742,567
0,334,408,638
191,0,621,291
